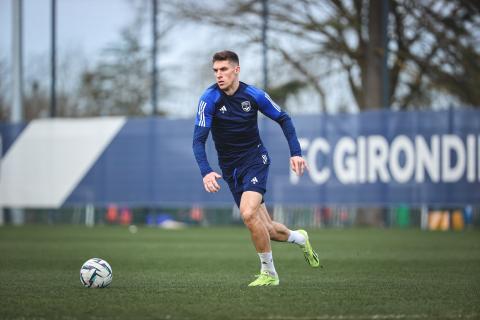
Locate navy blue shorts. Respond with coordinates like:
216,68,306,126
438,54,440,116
222,151,270,208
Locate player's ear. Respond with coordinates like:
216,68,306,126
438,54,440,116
234,65,240,74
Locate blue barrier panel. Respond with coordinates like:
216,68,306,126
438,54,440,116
1,109,479,207
0,122,27,155
65,118,233,206
265,109,480,205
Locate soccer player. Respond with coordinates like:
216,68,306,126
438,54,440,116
192,50,319,286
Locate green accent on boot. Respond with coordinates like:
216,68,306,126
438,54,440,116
298,229,320,268
247,271,280,287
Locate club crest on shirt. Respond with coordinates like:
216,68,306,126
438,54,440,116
241,101,252,112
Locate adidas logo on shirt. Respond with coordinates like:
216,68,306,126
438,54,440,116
219,105,227,113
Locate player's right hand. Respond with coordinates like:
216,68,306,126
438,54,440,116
203,172,222,193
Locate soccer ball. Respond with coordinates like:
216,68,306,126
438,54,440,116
80,258,113,288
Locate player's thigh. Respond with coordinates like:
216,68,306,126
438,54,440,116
239,191,263,219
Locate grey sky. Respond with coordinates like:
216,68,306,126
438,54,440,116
1,0,148,60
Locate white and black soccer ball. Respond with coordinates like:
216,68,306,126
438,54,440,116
80,258,113,288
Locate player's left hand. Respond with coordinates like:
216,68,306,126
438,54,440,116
290,156,308,176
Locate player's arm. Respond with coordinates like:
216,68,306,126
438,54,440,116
255,90,308,176
192,125,213,177
192,98,222,192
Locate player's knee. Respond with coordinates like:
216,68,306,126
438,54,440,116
240,208,256,226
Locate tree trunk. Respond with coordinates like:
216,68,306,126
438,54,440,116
363,0,385,110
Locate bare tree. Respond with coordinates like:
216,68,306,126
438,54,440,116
78,0,175,117
18,51,83,121
173,0,480,111
78,25,151,117
23,79,49,120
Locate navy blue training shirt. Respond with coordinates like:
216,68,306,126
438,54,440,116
192,81,301,177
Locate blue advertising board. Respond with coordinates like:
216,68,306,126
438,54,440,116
0,110,479,208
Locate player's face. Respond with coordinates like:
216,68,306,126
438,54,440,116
213,60,240,92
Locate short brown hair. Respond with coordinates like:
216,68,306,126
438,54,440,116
212,50,239,65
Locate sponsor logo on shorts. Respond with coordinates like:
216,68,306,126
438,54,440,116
251,177,258,185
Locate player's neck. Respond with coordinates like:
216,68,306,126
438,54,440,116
223,80,240,96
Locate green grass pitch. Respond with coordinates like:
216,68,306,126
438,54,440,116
0,226,479,320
